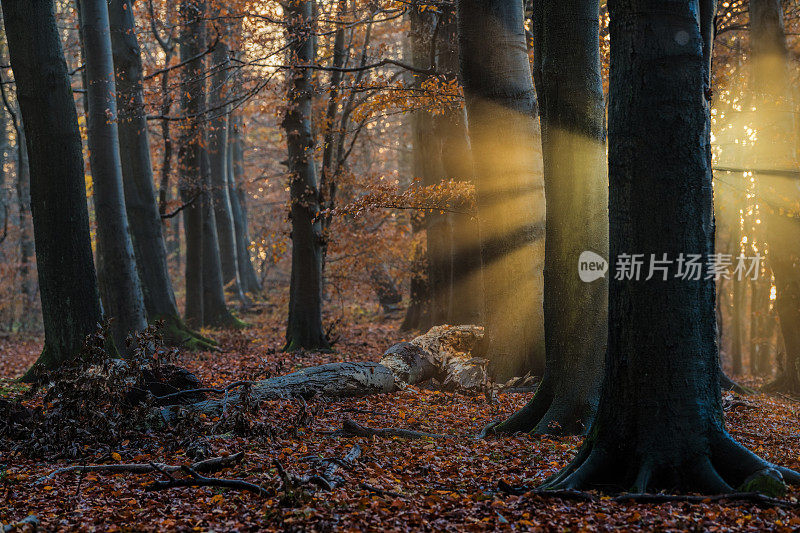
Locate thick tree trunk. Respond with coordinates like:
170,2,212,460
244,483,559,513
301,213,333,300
2,0,104,379
543,0,798,494
458,0,546,380
749,0,800,394
369,265,403,314
283,0,329,351
178,0,206,328
490,0,607,436
108,0,213,349
80,0,147,351
228,115,262,294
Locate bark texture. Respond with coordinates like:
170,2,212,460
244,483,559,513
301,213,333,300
283,0,329,350
543,0,799,494
80,0,147,351
2,0,104,379
458,0,546,380
178,0,206,328
490,0,607,436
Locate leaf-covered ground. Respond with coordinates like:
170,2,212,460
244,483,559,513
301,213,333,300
1,310,799,531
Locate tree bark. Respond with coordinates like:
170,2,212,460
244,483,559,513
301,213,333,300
80,0,147,351
15,114,37,331
458,0,546,380
2,0,104,379
178,0,206,328
228,114,262,294
283,0,329,351
749,0,800,394
543,0,799,494
490,0,607,436
108,0,214,349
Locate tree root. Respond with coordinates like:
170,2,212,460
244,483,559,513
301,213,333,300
36,452,244,484
762,371,800,396
156,315,218,351
497,481,798,508
538,431,800,497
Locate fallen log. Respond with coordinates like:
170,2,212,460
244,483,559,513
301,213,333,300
329,418,445,440
165,326,489,417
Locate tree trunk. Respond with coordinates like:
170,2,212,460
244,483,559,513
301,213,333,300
490,0,607,436
107,0,212,349
369,265,403,313
80,0,147,351
543,0,798,494
457,0,546,380
207,33,243,300
200,146,243,328
749,0,800,394
228,114,262,294
15,114,37,331
2,0,104,380
283,0,329,351
178,0,206,328
435,8,483,327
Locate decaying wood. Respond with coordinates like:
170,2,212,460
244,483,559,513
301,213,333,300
146,465,270,497
275,445,361,492
37,452,244,483
380,325,489,391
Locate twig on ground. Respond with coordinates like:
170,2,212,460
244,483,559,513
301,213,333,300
324,418,445,439
359,482,403,498
37,452,244,483
146,465,270,497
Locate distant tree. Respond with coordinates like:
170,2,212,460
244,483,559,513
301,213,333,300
178,0,207,328
108,0,214,349
488,0,607,435
79,0,147,351
542,0,799,494
458,0,546,380
283,0,329,350
2,0,104,380
750,0,800,394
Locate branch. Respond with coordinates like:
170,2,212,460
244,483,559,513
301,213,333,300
151,380,251,404
146,465,270,497
330,418,445,439
161,192,202,219
143,35,220,81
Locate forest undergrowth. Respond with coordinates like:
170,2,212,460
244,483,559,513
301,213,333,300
1,307,799,531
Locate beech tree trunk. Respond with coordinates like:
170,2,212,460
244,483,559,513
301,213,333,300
80,0,147,351
15,115,37,330
178,0,206,328
228,114,262,294
2,0,104,379
283,0,329,350
543,0,799,494
491,0,607,436
458,0,546,380
207,33,243,300
435,8,483,326
108,0,213,349
749,0,800,394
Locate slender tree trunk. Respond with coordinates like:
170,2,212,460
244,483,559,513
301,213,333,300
15,115,36,331
731,259,745,374
178,0,206,328
200,145,243,328
2,0,105,380
283,0,329,351
79,0,147,351
490,0,607,435
108,0,214,349
207,32,242,300
458,0,546,380
750,0,800,394
228,114,262,294
543,0,798,494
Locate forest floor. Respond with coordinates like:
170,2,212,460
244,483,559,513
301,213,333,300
1,306,800,531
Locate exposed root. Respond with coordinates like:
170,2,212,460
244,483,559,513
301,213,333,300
156,315,218,351
541,431,800,497
762,371,800,396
